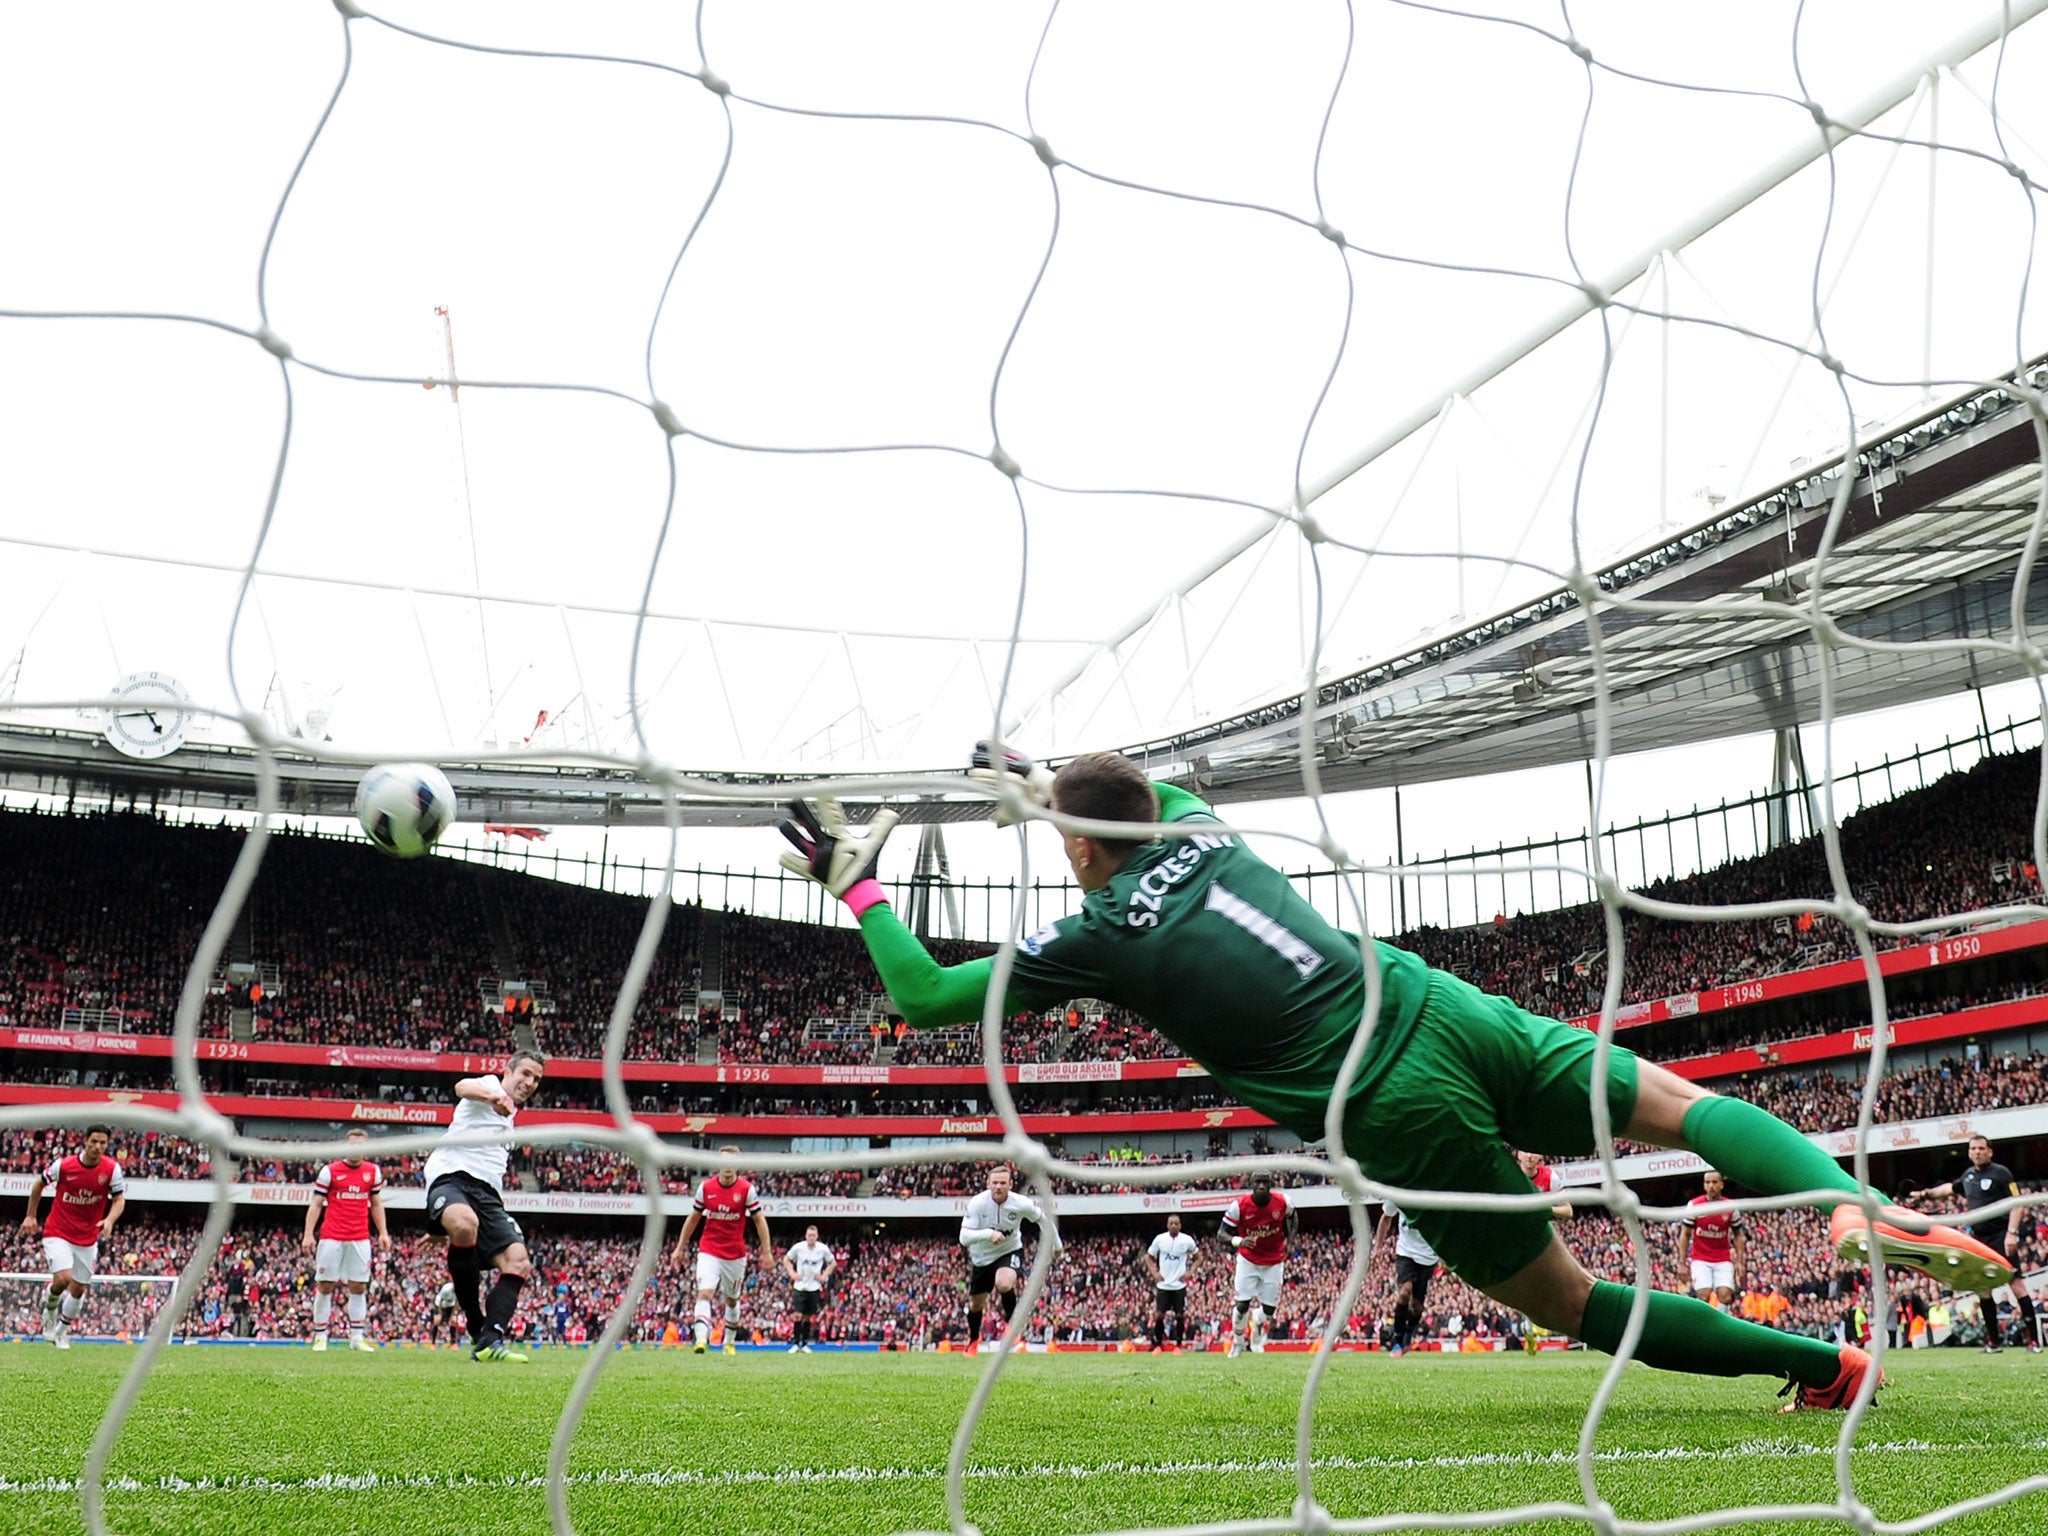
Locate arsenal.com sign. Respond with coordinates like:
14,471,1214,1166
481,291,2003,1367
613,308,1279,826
347,1103,447,1124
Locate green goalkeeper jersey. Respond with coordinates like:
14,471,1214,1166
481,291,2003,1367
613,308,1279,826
855,782,1433,1141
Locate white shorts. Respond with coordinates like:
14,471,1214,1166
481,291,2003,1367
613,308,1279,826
316,1238,373,1284
696,1252,747,1300
1690,1259,1735,1293
43,1236,97,1283
1234,1255,1284,1308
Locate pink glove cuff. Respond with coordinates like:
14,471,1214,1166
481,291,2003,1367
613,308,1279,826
842,879,890,918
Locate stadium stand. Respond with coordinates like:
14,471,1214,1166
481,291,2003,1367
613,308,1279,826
6,747,2048,1349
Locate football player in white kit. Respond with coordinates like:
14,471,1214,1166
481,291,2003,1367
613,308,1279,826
422,1050,546,1363
783,1223,836,1352
959,1165,1060,1354
1375,1198,1442,1356
1145,1214,1199,1351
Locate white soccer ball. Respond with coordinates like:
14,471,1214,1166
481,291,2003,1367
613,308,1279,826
355,763,456,858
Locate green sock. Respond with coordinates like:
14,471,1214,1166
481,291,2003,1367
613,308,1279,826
1680,1094,1882,1205
1580,1280,1842,1388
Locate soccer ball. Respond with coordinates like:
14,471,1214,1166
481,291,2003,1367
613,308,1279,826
354,763,456,858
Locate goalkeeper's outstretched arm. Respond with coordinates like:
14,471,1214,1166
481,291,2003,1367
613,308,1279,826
846,776,1202,1027
856,901,1004,1029
780,764,1204,1030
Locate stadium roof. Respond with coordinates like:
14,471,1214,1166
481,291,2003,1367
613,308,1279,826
1,357,2040,828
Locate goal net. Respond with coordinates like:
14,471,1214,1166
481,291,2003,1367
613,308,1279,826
4,1,2048,1534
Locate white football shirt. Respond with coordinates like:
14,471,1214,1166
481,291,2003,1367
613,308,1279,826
789,1239,832,1291
422,1075,515,1188
1382,1201,1441,1266
959,1190,1056,1267
1148,1230,1198,1289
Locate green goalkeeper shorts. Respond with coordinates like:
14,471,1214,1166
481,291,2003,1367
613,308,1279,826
1346,966,1641,1289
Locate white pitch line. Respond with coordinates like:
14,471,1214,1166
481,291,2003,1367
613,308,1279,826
6,1437,2046,1497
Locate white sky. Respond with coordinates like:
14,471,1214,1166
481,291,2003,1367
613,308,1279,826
3,1,2048,903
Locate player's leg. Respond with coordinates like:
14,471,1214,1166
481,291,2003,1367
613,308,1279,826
966,1256,997,1353
312,1237,338,1345
693,1249,720,1351
39,1241,68,1338
346,1283,371,1346
427,1178,489,1346
312,1280,334,1347
1352,980,1867,1403
2013,1288,2042,1351
483,1241,534,1352
53,1242,94,1346
1390,1271,1416,1353
995,1263,1021,1338
1230,1255,1257,1356
341,1240,374,1346
720,1261,743,1353
1252,1266,1280,1351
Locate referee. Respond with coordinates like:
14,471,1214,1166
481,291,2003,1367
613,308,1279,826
1909,1134,2036,1352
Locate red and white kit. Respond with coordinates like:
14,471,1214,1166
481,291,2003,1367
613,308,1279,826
313,1160,384,1283
692,1176,761,1298
41,1154,126,1281
1226,1189,1290,1306
1684,1194,1743,1292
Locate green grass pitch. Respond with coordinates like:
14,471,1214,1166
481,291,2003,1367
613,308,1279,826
3,1346,2047,1535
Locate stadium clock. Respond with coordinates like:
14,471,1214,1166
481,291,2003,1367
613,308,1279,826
102,671,194,760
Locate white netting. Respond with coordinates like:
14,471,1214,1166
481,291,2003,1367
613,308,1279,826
7,2,2048,1534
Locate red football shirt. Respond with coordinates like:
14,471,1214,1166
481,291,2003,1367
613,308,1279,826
1683,1195,1741,1263
1225,1189,1290,1265
693,1176,761,1260
42,1154,126,1246
314,1160,385,1242
1531,1164,1553,1193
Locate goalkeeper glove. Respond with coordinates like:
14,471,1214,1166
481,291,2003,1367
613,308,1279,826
777,799,899,914
969,741,1055,827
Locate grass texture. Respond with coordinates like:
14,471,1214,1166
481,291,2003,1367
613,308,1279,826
2,1344,2047,1535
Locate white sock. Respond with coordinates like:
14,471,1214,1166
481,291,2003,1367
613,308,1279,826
43,1290,61,1317
724,1304,739,1335
312,1292,332,1332
347,1294,367,1340
693,1298,711,1345
59,1292,80,1321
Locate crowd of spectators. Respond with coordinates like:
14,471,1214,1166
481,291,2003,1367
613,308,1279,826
8,1043,2048,1199
1406,749,2043,1020
7,1191,2032,1350
4,748,2043,1074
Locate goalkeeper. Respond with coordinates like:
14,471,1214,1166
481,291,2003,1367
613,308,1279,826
780,749,2014,1410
